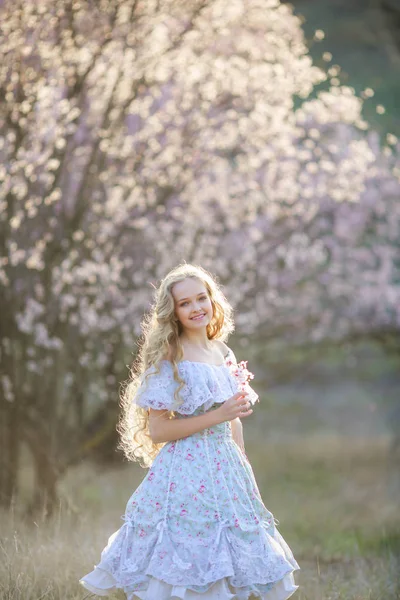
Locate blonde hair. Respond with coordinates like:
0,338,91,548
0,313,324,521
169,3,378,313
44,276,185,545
117,263,235,467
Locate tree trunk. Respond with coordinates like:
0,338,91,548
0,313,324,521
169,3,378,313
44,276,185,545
22,420,60,519
0,397,20,509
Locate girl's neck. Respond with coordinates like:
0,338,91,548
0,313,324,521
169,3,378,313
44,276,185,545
179,333,221,364
180,331,211,350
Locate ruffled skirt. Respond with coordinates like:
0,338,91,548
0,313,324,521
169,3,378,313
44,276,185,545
81,570,298,599
80,429,300,599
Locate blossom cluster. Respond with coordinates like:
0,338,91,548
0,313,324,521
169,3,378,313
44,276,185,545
226,359,259,405
0,0,399,506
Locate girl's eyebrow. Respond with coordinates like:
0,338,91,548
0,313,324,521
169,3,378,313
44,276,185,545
177,292,207,302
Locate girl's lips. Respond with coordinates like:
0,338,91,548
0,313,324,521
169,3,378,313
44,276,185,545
190,314,206,320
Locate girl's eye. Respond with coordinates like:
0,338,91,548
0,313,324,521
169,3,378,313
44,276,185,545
180,296,207,307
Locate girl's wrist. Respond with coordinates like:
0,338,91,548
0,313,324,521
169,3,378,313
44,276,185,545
211,405,225,425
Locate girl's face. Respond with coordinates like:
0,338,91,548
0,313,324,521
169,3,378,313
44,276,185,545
172,278,213,331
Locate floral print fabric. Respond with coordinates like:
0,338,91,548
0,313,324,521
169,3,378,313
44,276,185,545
80,349,300,600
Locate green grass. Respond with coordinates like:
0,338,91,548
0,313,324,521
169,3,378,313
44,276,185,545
1,434,399,599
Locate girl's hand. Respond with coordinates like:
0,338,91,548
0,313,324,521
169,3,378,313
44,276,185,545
216,392,253,422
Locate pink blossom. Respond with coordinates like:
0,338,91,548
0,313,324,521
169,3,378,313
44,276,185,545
227,359,255,390
226,357,259,405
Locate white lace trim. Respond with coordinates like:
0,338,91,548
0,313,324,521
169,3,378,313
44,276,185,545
79,516,300,594
135,347,258,415
80,570,299,600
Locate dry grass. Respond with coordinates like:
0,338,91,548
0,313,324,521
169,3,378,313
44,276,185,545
1,434,399,599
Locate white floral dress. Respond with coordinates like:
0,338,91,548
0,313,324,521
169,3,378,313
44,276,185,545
80,348,300,599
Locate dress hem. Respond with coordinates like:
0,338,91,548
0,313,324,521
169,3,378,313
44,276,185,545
80,566,300,600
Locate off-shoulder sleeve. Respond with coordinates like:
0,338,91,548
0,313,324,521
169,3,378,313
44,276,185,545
224,346,237,363
134,361,179,411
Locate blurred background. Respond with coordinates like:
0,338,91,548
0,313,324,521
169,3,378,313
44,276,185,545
0,1,399,599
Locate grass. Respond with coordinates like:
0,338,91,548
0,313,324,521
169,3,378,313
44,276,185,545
1,434,399,599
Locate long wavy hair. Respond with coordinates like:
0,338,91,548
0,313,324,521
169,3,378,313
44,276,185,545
117,263,235,468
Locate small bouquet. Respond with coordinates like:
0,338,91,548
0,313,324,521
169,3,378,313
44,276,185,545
226,358,259,405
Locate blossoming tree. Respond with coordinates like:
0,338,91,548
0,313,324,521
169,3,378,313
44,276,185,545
0,0,399,514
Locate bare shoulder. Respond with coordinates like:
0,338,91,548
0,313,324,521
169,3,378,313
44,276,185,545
214,339,230,357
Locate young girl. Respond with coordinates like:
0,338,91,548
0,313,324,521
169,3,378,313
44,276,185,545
80,263,300,599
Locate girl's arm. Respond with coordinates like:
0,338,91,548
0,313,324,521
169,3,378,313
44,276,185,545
149,408,223,444
149,391,252,444
231,417,246,454
217,342,247,454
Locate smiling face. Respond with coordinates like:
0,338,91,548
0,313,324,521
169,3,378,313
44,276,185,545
171,277,213,332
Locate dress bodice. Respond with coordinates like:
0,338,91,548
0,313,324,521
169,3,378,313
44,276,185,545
176,400,234,441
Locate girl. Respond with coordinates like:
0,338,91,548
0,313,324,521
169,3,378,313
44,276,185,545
80,263,300,599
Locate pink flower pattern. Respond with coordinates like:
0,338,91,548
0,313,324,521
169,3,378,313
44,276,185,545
80,347,299,599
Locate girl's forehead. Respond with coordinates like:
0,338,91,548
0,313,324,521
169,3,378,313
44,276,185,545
172,278,207,300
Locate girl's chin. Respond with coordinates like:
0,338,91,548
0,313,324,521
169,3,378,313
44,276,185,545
186,315,209,326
